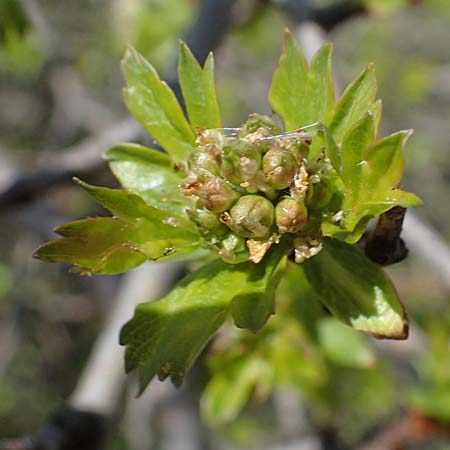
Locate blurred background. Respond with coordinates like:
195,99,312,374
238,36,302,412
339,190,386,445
1,0,450,449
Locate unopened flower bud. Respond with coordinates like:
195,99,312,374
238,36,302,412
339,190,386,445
187,207,227,240
218,233,249,264
229,195,274,238
243,113,281,135
263,147,298,189
305,178,333,209
275,197,308,233
196,128,223,146
220,144,261,188
188,145,221,175
202,177,239,212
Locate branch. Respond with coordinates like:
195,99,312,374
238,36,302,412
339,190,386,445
365,207,409,266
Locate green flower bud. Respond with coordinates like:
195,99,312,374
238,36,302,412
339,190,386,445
305,178,333,209
196,128,224,146
187,207,228,240
242,113,281,135
218,233,249,264
228,195,274,238
188,145,221,175
263,147,298,189
275,197,308,233
220,144,261,188
201,177,240,212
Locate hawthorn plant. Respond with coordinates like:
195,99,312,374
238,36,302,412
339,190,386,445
35,31,421,393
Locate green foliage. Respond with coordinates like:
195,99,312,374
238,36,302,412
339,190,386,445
35,31,421,395
122,47,195,161
106,143,187,213
34,180,201,274
0,28,44,77
269,32,334,131
179,42,221,129
409,323,450,422
303,238,407,339
121,246,286,391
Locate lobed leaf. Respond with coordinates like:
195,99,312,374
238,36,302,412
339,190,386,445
340,112,376,204
75,179,195,236
362,130,411,197
35,179,202,274
122,47,195,161
120,248,287,391
178,42,221,129
34,217,147,274
106,143,187,213
329,64,378,144
269,31,334,131
230,245,287,332
303,238,408,339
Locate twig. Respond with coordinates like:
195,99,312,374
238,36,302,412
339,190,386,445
365,207,409,266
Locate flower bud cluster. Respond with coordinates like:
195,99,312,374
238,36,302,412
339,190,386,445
179,114,327,264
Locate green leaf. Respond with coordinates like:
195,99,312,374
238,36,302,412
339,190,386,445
303,238,408,339
334,127,422,241
106,143,187,213
178,42,221,129
122,47,195,161
269,31,334,131
309,43,335,125
75,178,194,234
201,354,268,426
318,317,375,368
121,250,287,391
340,112,376,203
230,246,287,331
329,64,378,144
34,217,148,274
35,180,202,273
362,130,411,197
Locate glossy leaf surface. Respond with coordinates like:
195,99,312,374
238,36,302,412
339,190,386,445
179,42,221,129
303,238,408,339
269,31,334,131
122,47,195,161
107,143,187,213
121,248,287,391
